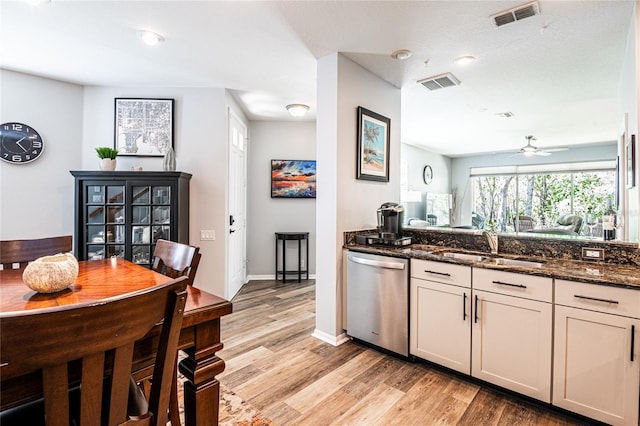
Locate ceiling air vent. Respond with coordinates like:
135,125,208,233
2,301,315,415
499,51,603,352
417,73,461,91
490,1,540,27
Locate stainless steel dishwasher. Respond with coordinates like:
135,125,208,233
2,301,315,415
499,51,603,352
346,251,409,357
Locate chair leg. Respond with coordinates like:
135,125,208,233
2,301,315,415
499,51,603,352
169,360,181,426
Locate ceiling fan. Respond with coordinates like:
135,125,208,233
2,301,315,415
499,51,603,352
512,135,568,157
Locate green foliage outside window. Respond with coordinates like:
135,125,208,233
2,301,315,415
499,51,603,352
473,170,615,235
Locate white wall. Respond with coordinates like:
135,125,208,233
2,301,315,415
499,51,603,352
314,53,401,343
0,70,82,240
401,143,451,195
247,121,316,278
82,86,245,297
450,143,618,226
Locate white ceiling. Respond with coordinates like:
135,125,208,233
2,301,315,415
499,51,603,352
0,0,634,157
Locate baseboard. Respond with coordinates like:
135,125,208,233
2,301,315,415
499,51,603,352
312,329,350,346
246,274,316,281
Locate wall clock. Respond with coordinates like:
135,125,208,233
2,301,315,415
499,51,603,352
423,165,433,185
1,122,44,164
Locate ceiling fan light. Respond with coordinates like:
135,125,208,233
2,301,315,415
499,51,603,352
286,104,310,118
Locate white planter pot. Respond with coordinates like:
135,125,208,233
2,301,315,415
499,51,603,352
99,158,117,171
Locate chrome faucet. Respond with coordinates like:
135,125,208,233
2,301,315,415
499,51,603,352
482,230,499,254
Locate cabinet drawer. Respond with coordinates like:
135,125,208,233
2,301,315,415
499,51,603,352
411,259,471,287
473,268,552,302
555,279,640,318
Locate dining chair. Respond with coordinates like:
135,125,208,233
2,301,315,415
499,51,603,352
0,276,188,426
0,235,72,270
149,239,201,425
151,239,200,286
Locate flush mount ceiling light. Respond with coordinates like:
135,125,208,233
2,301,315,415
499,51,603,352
286,104,310,118
391,49,413,60
454,55,476,65
138,30,164,46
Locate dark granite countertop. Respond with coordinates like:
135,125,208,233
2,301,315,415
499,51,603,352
346,243,640,290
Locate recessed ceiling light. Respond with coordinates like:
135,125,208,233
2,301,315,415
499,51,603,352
391,49,413,60
454,55,476,65
138,30,164,46
286,104,310,118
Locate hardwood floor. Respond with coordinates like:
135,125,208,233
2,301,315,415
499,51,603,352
217,279,587,426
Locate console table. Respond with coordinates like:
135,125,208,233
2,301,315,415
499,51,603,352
275,232,309,283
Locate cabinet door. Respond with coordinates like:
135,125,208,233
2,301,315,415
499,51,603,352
471,290,552,402
129,182,174,266
83,182,126,261
410,278,471,374
553,305,640,426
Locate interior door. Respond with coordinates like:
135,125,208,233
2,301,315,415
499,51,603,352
227,109,247,299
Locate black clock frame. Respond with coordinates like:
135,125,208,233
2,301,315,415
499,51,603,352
0,122,44,164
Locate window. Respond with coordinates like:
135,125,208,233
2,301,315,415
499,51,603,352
471,161,616,234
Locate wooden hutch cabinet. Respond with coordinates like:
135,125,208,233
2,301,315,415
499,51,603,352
70,171,191,267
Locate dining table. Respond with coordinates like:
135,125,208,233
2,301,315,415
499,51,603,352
0,257,233,426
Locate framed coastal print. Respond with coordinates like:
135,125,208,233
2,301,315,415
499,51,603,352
114,98,174,157
356,106,390,182
271,160,316,198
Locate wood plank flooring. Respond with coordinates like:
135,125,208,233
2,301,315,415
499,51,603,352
217,280,588,426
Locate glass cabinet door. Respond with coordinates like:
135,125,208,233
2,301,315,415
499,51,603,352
85,184,125,260
130,184,172,266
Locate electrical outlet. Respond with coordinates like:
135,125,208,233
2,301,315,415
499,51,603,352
301,259,305,268
581,247,604,261
200,230,215,241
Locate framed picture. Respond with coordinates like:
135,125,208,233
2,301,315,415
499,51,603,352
356,106,390,182
627,134,636,189
271,160,316,198
114,98,174,157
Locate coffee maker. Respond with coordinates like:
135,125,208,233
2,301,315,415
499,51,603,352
355,202,412,246
377,202,404,240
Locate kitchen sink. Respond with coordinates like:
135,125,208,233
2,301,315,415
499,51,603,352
487,258,545,268
438,252,487,262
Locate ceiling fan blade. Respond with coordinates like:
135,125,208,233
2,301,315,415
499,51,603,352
544,147,569,152
535,151,552,156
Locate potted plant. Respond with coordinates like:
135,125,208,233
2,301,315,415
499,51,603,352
95,147,118,171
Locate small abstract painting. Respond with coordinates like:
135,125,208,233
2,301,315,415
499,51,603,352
356,106,390,182
271,160,317,198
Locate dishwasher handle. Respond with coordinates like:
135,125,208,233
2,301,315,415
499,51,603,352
349,256,406,270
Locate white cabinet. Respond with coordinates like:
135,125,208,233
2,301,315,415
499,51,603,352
471,269,553,402
410,260,471,374
553,279,640,426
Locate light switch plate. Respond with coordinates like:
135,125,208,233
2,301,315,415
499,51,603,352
200,230,215,241
581,247,604,261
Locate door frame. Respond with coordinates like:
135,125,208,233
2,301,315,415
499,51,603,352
226,107,248,299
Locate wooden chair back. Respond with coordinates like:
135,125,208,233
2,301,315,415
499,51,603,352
0,236,72,270
151,239,200,286
0,277,188,426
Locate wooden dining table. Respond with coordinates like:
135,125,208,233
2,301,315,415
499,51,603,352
0,258,233,426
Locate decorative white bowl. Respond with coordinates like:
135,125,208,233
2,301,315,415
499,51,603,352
22,253,79,293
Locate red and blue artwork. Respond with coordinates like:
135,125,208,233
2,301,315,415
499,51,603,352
271,160,316,198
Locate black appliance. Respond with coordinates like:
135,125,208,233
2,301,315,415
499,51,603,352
355,202,412,246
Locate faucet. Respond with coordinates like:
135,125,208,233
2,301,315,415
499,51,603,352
481,230,499,254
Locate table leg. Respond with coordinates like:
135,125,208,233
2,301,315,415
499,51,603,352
297,239,302,282
275,237,278,282
282,239,286,283
179,319,225,426
306,237,309,280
